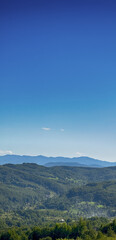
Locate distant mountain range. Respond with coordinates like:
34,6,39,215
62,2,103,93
0,154,116,167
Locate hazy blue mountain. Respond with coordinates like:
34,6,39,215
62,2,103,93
0,154,116,167
45,162,88,167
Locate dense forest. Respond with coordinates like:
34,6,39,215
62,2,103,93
0,218,116,240
0,164,116,229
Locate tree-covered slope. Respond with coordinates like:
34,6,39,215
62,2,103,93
0,164,116,218
66,180,116,207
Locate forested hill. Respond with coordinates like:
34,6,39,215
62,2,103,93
0,163,116,220
0,163,116,187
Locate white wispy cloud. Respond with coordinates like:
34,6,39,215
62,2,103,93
75,152,82,157
60,128,64,132
42,127,51,131
0,150,13,156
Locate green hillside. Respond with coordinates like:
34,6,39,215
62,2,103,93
0,164,116,228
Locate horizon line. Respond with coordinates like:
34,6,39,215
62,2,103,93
0,154,116,163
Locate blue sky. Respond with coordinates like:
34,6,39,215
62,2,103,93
0,0,116,161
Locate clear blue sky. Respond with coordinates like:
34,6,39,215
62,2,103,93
0,0,116,161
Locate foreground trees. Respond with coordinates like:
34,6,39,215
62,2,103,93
0,218,116,240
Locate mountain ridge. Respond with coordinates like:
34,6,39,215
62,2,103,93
0,154,116,167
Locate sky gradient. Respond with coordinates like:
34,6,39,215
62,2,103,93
0,0,116,161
